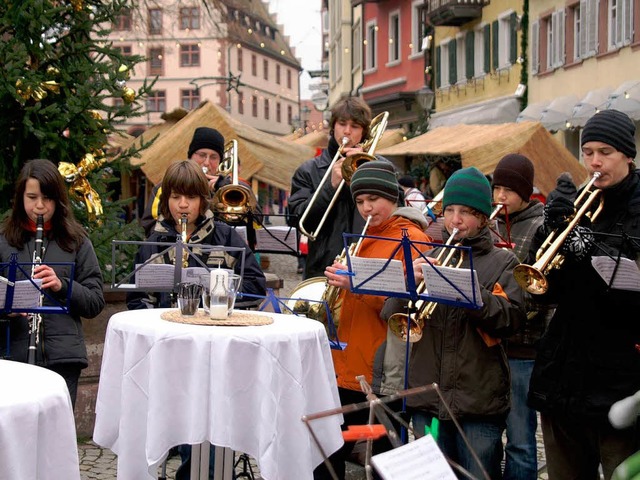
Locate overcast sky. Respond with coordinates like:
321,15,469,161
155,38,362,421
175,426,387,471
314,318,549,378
267,0,323,99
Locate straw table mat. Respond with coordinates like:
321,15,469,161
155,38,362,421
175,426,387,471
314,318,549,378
161,309,273,326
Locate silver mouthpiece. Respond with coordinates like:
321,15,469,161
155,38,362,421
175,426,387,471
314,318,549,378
202,166,208,175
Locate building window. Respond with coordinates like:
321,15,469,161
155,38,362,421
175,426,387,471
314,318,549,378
352,20,361,70
252,95,258,117
276,64,281,84
148,47,164,76
148,8,162,35
179,7,200,30
495,12,519,70
276,102,281,122
388,11,400,63
286,69,292,89
114,45,132,57
545,10,565,70
608,0,633,49
411,1,424,56
180,44,200,67
113,9,131,31
146,90,166,112
251,54,257,76
365,20,378,70
287,105,292,125
263,59,269,80
237,48,243,72
238,92,244,114
473,25,486,77
264,99,270,119
180,89,200,110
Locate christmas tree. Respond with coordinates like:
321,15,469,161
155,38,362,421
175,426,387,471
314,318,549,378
0,0,155,280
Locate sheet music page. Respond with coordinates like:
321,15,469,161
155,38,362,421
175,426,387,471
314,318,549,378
350,257,407,293
255,226,298,252
591,256,640,291
370,434,456,480
181,267,209,283
232,226,248,244
135,263,175,288
421,264,483,307
425,217,445,243
0,279,43,309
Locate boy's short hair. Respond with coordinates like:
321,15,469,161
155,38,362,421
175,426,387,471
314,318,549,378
329,97,372,141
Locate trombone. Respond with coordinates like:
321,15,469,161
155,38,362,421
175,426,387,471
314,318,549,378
298,111,389,241
212,139,257,224
513,172,603,294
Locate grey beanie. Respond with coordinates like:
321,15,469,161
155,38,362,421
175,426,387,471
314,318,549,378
581,109,637,159
350,160,399,202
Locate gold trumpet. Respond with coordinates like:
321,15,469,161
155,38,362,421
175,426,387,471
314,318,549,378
212,139,257,224
513,172,603,294
298,111,389,241
286,216,372,340
388,228,461,343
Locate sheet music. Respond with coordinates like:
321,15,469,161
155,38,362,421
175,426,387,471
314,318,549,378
135,264,210,288
370,434,456,480
425,217,445,243
350,257,407,293
232,226,248,244
255,226,298,252
591,255,640,291
421,264,483,307
0,279,43,309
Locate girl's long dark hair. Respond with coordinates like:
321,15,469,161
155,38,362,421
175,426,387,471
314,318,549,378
1,159,86,251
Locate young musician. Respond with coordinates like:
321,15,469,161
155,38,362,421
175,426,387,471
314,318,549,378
287,96,373,279
315,160,433,479
491,153,549,480
383,167,525,479
0,159,105,409
127,160,266,480
527,109,640,479
127,159,265,310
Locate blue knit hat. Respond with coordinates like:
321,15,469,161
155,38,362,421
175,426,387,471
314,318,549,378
443,166,492,217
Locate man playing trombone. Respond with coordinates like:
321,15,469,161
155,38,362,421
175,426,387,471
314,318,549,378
525,109,640,480
288,96,389,279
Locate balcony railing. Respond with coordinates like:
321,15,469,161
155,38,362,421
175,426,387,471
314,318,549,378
426,0,489,27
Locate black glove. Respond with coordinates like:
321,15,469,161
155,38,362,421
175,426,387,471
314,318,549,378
561,225,595,261
543,196,575,231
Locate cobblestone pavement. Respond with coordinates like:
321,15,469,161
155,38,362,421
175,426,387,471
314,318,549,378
80,215,550,479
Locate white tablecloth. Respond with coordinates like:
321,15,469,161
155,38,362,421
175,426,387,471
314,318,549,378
93,309,343,480
0,360,80,480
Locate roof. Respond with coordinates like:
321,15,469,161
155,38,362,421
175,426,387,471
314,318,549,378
287,128,406,151
377,121,588,196
128,101,315,191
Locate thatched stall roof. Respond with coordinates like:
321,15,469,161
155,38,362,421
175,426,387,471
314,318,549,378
128,101,315,191
377,121,587,196
288,128,405,152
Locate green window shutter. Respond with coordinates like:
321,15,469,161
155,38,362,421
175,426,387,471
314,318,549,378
449,38,457,85
436,46,441,88
465,31,475,79
510,12,518,64
483,24,491,73
492,20,499,70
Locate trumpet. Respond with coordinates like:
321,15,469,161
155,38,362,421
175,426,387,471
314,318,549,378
513,172,603,294
388,228,461,343
298,111,389,241
212,139,257,224
286,216,371,341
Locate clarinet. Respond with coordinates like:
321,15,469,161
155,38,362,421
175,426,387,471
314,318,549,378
27,214,45,365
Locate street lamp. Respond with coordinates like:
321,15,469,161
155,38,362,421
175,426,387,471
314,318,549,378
415,85,435,113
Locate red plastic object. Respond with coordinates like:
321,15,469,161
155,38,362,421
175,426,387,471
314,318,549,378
342,424,388,441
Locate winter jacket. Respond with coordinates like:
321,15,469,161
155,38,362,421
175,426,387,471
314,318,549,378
331,207,432,393
0,234,105,368
127,210,266,310
528,170,640,422
494,200,552,359
405,226,525,420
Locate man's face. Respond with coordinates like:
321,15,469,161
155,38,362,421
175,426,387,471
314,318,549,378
582,141,633,189
333,119,364,147
191,149,221,174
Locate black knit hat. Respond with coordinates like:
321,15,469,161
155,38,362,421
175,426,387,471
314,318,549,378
188,127,225,159
581,109,637,159
491,153,534,201
350,160,399,202
443,166,492,217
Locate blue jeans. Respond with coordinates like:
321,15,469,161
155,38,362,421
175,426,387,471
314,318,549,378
504,358,537,480
413,412,505,480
